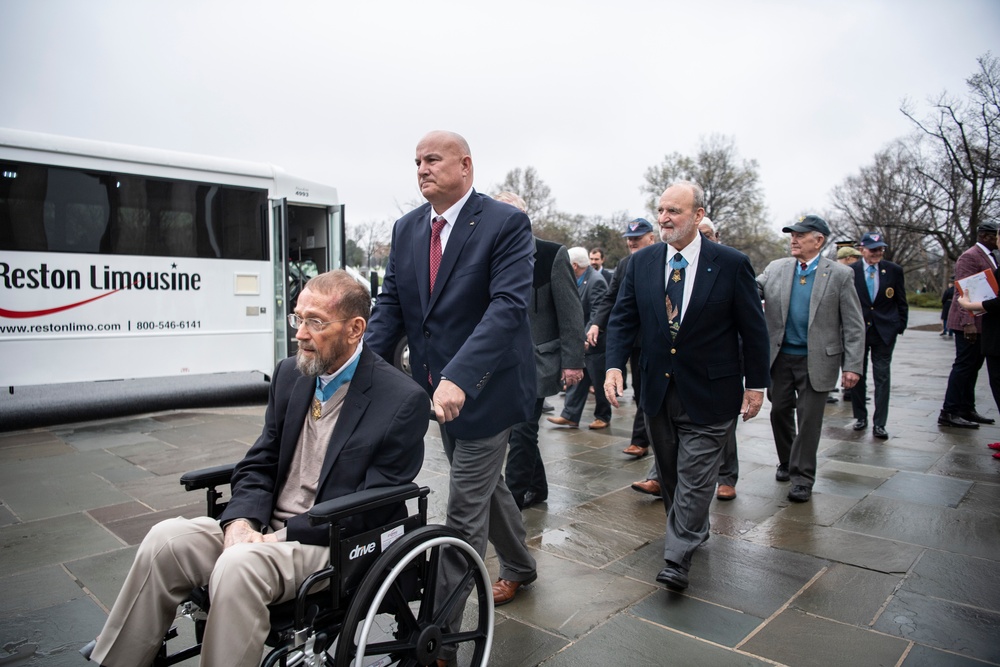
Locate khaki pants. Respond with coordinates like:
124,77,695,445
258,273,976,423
91,516,329,667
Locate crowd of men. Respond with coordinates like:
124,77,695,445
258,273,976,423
90,130,1000,667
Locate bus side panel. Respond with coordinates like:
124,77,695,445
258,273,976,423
0,251,276,386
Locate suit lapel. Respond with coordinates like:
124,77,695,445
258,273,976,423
775,259,794,331
676,243,719,342
426,191,483,315
317,348,374,489
640,245,672,339
409,203,433,314
809,258,835,327
278,374,315,481
853,263,871,308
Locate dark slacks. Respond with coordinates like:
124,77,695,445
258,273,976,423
987,355,1000,413
942,331,985,414
506,398,547,504
646,384,734,567
768,353,828,489
629,349,649,447
851,332,896,428
562,352,611,423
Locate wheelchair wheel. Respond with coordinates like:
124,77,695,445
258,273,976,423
333,525,493,667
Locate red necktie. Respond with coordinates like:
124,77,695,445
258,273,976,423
799,262,807,271
429,216,447,294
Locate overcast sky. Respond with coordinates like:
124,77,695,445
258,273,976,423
2,0,998,233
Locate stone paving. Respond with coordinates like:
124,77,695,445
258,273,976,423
1,310,999,666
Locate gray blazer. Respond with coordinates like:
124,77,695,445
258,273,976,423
529,239,585,397
578,265,608,355
757,256,865,392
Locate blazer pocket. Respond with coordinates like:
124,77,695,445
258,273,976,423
825,344,844,356
708,362,740,379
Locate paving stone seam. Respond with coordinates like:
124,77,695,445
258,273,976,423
733,565,829,651
624,611,788,666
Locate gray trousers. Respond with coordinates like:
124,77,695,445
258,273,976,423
437,427,535,653
645,426,738,486
645,385,734,568
91,516,329,667
769,353,828,489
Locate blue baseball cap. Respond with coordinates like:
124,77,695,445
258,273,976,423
859,232,888,249
622,218,654,237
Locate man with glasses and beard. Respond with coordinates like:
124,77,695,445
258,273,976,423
82,270,427,667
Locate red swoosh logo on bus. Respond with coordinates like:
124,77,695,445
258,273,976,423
0,289,124,319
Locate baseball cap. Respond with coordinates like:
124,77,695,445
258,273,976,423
978,220,999,233
622,218,654,237
859,232,888,249
782,214,830,237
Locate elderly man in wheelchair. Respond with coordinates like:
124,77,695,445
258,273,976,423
81,271,493,667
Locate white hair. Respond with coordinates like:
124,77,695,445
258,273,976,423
568,246,589,267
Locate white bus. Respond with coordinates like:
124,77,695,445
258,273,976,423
0,128,347,388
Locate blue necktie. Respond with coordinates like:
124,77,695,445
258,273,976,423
867,265,876,301
666,253,688,341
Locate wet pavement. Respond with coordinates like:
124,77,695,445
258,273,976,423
2,310,999,666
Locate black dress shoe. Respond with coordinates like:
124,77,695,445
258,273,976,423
522,489,547,508
540,401,555,413
656,561,689,591
852,419,868,431
938,412,980,429
775,464,790,482
826,394,839,404
788,485,812,503
872,425,888,439
962,411,995,425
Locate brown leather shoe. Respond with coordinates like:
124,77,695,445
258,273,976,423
622,443,649,457
546,416,578,428
716,484,737,500
631,478,661,495
492,573,537,606
588,419,609,429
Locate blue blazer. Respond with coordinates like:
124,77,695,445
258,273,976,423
606,239,770,424
366,190,536,440
852,260,908,346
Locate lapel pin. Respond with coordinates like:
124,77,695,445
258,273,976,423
706,267,712,272
469,220,476,226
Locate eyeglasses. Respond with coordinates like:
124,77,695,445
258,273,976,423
287,313,349,332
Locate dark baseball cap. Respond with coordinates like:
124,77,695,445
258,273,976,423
622,218,654,237
859,232,888,249
782,214,830,237
978,221,999,233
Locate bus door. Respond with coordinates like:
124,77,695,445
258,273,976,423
272,200,346,361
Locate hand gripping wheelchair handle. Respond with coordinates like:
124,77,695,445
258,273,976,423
308,483,428,526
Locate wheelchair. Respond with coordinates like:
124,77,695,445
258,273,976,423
151,464,494,667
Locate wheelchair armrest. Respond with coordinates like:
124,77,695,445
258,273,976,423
308,483,427,526
179,464,236,491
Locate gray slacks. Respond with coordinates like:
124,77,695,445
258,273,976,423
645,385,734,567
437,427,535,653
91,516,329,667
768,353,828,489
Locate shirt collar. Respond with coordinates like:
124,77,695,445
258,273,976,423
431,186,474,227
667,230,702,265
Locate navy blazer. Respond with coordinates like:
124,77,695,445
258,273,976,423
366,190,536,440
852,259,908,346
606,239,770,424
218,347,428,546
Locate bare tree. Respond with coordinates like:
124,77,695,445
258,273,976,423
351,218,393,271
901,51,1000,250
642,134,783,271
494,167,556,222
